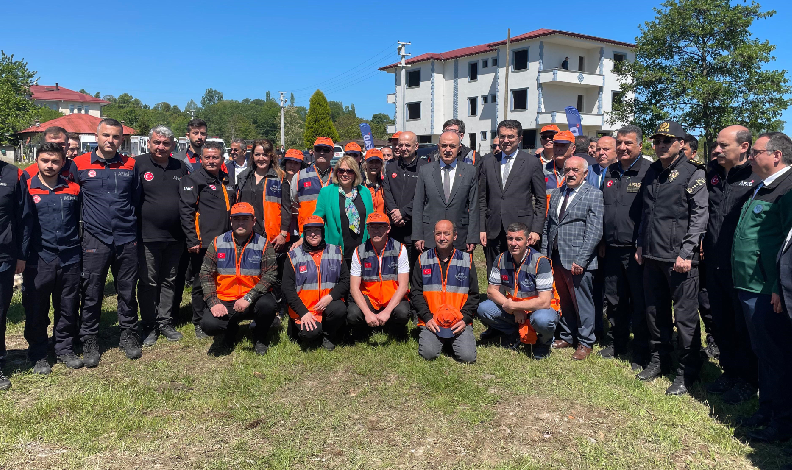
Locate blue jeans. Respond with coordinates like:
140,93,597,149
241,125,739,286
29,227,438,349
737,290,792,429
477,300,558,347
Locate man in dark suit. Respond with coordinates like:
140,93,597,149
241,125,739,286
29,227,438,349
541,156,603,360
413,131,479,253
479,120,547,273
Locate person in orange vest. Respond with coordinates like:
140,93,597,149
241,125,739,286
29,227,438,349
280,148,306,245
236,139,288,250
410,220,479,363
363,149,386,215
348,212,411,340
282,215,349,350
476,222,559,359
198,202,279,355
345,141,364,170
289,137,335,238
541,130,575,214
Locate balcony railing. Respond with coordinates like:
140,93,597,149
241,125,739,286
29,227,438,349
537,111,603,127
538,69,604,88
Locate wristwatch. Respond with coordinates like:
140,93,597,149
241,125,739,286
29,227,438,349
243,293,253,303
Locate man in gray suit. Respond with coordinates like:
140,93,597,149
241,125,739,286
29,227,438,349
413,131,479,253
541,156,604,360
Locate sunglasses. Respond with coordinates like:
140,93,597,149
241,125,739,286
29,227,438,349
490,145,498,150
314,147,332,153
336,168,355,176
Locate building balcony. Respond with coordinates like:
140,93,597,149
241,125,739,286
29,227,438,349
386,93,396,104
386,124,397,134
538,69,603,88
537,111,604,127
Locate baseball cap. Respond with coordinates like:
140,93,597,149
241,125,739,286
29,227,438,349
303,215,325,227
314,137,334,148
651,121,686,139
365,148,383,162
390,132,402,140
435,304,463,338
344,142,362,153
366,212,390,225
283,148,304,162
230,202,255,217
553,131,575,144
540,125,561,134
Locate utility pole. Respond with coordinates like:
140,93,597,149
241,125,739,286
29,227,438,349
397,41,411,132
504,29,511,121
278,91,287,148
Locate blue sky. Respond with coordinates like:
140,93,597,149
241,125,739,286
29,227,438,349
2,0,790,126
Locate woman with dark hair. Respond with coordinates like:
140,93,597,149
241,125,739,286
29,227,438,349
362,149,385,215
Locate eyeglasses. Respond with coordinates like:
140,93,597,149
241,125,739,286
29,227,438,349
540,134,555,140
750,148,771,157
336,168,355,176
314,147,332,153
490,145,498,150
229,148,241,153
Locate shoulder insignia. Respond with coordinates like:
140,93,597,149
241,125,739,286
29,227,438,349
686,178,706,195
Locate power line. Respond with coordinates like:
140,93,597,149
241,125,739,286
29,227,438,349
290,42,395,93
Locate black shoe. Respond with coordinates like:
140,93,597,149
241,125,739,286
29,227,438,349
142,327,158,347
706,374,737,395
119,330,142,360
322,337,336,351
254,341,269,356
0,372,10,391
32,358,52,375
501,334,522,351
666,375,694,396
737,410,771,428
598,345,616,359
194,325,210,340
748,425,792,443
532,344,551,360
82,335,101,368
721,380,757,405
270,315,282,330
57,352,84,370
159,324,183,342
636,360,668,382
479,328,502,343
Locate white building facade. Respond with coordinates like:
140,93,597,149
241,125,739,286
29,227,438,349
381,29,634,152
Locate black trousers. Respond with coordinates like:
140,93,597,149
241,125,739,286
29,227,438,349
347,298,411,333
484,227,508,274
79,231,138,339
23,256,80,358
291,300,347,343
603,246,649,358
171,247,190,322
698,259,714,337
643,258,702,376
138,241,184,329
707,263,757,384
0,267,15,364
190,249,207,327
200,293,279,342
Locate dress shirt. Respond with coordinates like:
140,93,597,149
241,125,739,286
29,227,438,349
501,149,518,183
440,159,457,195
556,184,583,218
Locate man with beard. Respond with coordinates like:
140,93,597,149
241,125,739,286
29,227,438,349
174,119,207,173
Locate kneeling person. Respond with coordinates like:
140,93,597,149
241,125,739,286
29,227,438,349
283,215,349,350
411,220,479,363
477,223,558,359
348,212,411,340
199,203,279,354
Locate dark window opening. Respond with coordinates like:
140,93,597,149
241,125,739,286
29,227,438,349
513,50,528,71
407,70,420,88
469,62,478,81
407,102,421,120
512,89,528,110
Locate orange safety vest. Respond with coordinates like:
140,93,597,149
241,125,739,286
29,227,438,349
214,231,268,301
417,248,472,327
366,182,385,215
543,159,564,216
262,176,284,242
496,248,561,344
356,238,405,309
295,164,332,234
287,243,344,323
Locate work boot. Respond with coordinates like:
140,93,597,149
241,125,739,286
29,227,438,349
159,324,183,342
82,335,101,368
706,374,737,395
57,352,84,369
598,345,616,359
721,379,758,405
531,343,552,360
194,325,210,340
0,371,10,391
141,327,158,347
636,355,668,381
119,330,142,360
254,341,269,356
32,358,51,375
666,374,694,396
322,336,336,351
479,328,502,344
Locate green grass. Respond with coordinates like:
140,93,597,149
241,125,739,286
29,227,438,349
0,250,788,469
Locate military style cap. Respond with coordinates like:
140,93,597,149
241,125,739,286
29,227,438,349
651,121,686,139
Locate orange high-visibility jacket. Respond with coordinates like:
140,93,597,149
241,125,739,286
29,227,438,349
417,248,472,327
287,243,344,323
214,231,268,301
295,165,332,234
356,237,405,309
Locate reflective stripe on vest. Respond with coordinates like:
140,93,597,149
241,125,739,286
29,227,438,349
418,248,471,326
214,231,268,301
296,165,332,234
263,176,283,242
287,244,343,321
463,150,476,166
357,238,403,309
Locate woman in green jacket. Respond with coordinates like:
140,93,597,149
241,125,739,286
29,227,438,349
313,155,373,267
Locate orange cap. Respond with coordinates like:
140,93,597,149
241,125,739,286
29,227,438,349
365,212,390,225
365,148,383,161
230,202,255,217
390,131,402,140
540,125,561,134
553,131,575,144
303,215,325,227
314,137,334,148
344,142,362,153
284,148,304,162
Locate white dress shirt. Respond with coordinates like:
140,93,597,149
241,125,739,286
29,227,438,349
556,183,583,218
501,149,518,183
440,159,457,195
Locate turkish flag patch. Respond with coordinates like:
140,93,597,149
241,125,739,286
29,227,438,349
299,265,308,273
303,181,312,188
33,195,41,204
143,172,154,182
711,176,720,185
606,180,614,188
423,268,431,275
217,253,226,259
88,170,97,178
364,262,372,268
501,274,509,281
392,173,398,179
545,177,549,183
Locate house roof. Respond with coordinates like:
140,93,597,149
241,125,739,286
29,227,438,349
379,29,635,70
17,114,136,135
29,85,109,104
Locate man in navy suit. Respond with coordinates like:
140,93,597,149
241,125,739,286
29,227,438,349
586,136,618,190
541,156,604,360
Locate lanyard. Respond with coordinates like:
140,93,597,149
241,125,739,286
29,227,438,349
618,157,640,178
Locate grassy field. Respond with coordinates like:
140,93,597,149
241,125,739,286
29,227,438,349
0,249,789,469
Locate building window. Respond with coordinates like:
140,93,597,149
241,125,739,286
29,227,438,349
578,56,585,72
480,131,487,141
84,105,89,114
69,104,74,114
513,49,528,71
469,61,478,81
613,52,626,63
490,94,497,103
406,102,421,120
407,69,420,88
77,105,83,114
482,59,488,68
492,57,498,67
577,95,584,112
468,97,478,116
482,95,488,104
49,103,58,111
490,130,497,140
612,90,623,106
511,89,528,111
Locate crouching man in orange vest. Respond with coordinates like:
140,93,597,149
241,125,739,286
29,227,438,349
348,212,411,341
410,220,479,363
477,222,559,359
283,215,349,350
199,202,280,355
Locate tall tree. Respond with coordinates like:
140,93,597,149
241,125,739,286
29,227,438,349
610,0,790,154
369,113,394,140
304,90,339,148
201,88,224,108
289,92,295,106
0,51,39,144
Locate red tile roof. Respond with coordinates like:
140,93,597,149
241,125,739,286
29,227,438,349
17,114,136,135
379,29,635,70
29,85,109,104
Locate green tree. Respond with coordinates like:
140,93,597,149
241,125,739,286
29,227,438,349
369,113,394,139
336,113,364,142
289,92,295,106
0,51,41,144
201,88,223,108
281,106,305,149
328,100,344,123
94,92,100,99
304,90,339,147
610,0,790,154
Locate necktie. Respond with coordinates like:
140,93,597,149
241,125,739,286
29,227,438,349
502,156,512,187
559,187,571,219
443,166,452,202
